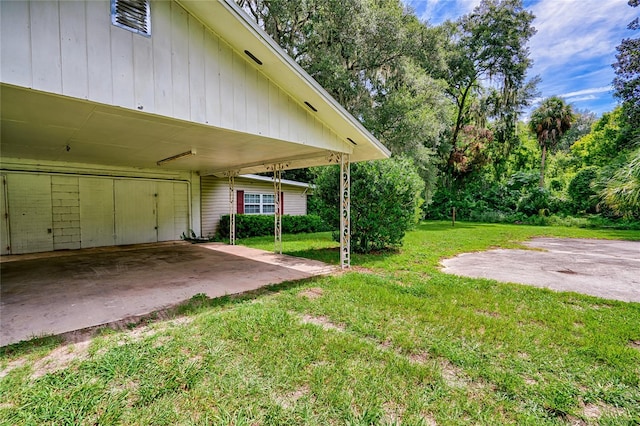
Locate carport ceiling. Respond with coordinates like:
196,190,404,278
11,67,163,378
0,84,339,175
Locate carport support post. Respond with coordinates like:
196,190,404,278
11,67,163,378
340,153,351,269
273,164,283,254
225,171,239,245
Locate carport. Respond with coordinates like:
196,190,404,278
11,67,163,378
0,242,335,346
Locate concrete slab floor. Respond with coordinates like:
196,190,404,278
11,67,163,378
0,242,336,346
441,238,640,303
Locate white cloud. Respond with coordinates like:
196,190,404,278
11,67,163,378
528,0,633,72
566,95,597,102
560,86,612,98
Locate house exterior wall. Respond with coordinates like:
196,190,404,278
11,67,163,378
0,159,197,254
0,0,346,153
201,177,308,238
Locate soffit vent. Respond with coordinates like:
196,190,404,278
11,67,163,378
111,0,151,37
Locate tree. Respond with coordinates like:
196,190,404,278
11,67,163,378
612,0,640,134
571,107,631,167
314,157,424,253
236,0,449,198
441,0,537,182
599,147,640,218
528,97,574,187
556,108,597,152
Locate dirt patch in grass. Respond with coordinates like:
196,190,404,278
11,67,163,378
407,351,430,364
1,315,196,379
475,309,501,318
298,287,325,300
439,359,469,388
383,401,405,424
419,412,438,425
275,385,311,409
582,401,624,420
629,340,640,350
30,340,92,379
0,358,27,379
346,266,377,275
300,314,345,332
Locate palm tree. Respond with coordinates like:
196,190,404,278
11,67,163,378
600,147,640,218
529,97,574,187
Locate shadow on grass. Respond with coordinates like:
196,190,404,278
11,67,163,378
283,246,400,267
0,276,324,359
417,221,479,231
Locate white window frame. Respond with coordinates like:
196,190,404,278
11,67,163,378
244,193,275,215
111,0,151,37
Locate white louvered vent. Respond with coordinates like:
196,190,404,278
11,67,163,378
111,0,151,36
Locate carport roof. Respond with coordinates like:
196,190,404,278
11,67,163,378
0,0,390,176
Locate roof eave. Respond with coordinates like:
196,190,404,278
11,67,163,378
176,0,390,162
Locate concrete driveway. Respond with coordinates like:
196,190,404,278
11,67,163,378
0,242,335,346
441,238,640,303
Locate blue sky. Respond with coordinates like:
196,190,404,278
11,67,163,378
403,0,637,117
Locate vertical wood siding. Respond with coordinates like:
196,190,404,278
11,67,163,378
200,177,308,237
0,0,345,152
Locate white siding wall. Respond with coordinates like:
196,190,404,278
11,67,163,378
201,178,228,238
0,0,344,152
201,177,308,237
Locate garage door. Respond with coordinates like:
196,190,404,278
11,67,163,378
2,174,189,254
115,180,158,245
5,174,54,254
79,177,115,248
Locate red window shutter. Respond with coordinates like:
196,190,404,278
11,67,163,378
237,190,244,214
280,191,284,215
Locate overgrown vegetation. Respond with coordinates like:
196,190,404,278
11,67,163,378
313,157,424,253
2,223,639,424
238,0,640,246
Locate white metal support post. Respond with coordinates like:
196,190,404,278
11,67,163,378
273,163,283,254
340,153,351,269
224,171,239,245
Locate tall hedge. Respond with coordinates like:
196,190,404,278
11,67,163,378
314,157,424,253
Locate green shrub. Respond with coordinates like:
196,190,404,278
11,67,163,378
314,157,424,253
516,187,551,216
216,214,330,239
567,167,598,213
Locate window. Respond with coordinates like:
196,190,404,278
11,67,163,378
111,0,151,37
244,193,275,214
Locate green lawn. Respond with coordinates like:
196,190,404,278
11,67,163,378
1,222,639,425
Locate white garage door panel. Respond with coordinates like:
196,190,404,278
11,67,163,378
7,174,54,254
157,182,189,241
115,180,157,245
79,177,115,248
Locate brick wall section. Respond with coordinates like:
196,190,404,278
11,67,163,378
51,176,81,250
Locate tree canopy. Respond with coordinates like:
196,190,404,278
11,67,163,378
613,0,640,134
238,0,639,231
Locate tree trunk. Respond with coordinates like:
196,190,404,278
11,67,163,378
539,144,547,188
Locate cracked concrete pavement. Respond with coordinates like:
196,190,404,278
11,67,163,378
441,238,640,303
